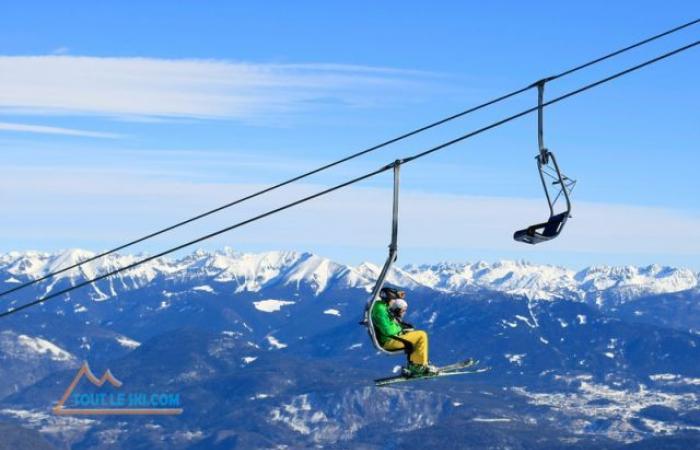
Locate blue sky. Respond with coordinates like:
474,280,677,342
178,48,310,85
1,1,699,269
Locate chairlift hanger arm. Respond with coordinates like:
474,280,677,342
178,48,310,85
389,161,401,252
368,161,401,300
363,161,407,356
537,80,548,160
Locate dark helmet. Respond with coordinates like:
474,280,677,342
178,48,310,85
380,287,405,301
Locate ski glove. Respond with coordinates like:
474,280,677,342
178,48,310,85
399,321,415,331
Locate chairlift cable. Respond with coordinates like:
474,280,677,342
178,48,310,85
1,39,697,319
1,19,696,300
0,165,393,318
400,39,699,165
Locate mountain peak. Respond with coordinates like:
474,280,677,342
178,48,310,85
0,249,697,305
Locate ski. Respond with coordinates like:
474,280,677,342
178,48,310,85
374,363,488,387
436,358,478,373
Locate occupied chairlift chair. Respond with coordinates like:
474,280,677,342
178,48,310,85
514,79,577,245
360,161,414,359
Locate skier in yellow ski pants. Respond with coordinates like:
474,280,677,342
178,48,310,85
382,330,429,366
371,287,436,375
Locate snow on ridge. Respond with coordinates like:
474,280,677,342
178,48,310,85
266,335,287,349
0,249,696,303
253,299,295,313
403,260,577,300
505,353,526,366
402,260,699,303
116,336,141,349
649,373,700,386
353,262,423,292
208,250,306,292
192,285,215,293
574,264,698,300
16,334,74,361
0,248,164,297
472,417,512,423
0,408,95,436
283,254,338,294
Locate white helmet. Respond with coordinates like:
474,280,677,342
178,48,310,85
388,298,408,315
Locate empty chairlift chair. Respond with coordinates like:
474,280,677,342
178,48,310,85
514,79,577,245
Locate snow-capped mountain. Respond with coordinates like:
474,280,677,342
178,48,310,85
0,330,78,399
575,264,699,306
1,249,697,307
0,331,74,362
404,260,577,299
405,260,699,306
1,248,698,449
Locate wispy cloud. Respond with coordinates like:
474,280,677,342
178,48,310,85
51,47,70,55
2,168,698,261
0,56,439,122
0,122,122,139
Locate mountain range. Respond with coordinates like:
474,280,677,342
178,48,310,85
0,249,698,449
2,248,697,304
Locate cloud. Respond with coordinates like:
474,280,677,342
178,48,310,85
0,56,438,122
0,122,122,139
2,168,698,261
51,47,70,55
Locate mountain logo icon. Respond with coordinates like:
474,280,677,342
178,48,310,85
53,361,183,415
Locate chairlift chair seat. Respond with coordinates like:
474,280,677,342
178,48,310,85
514,211,569,244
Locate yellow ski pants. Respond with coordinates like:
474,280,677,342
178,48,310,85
382,330,429,365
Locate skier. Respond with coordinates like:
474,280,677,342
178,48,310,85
371,287,437,376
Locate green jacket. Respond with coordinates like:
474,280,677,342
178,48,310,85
371,300,402,345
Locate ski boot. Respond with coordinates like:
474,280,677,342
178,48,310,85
404,362,439,378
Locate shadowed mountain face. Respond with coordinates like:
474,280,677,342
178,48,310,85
0,423,57,450
0,249,698,449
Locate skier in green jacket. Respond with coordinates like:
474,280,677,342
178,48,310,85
371,287,437,376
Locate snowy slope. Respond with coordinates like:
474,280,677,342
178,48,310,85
0,331,78,399
0,331,74,362
403,260,577,300
575,264,699,306
0,249,698,448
